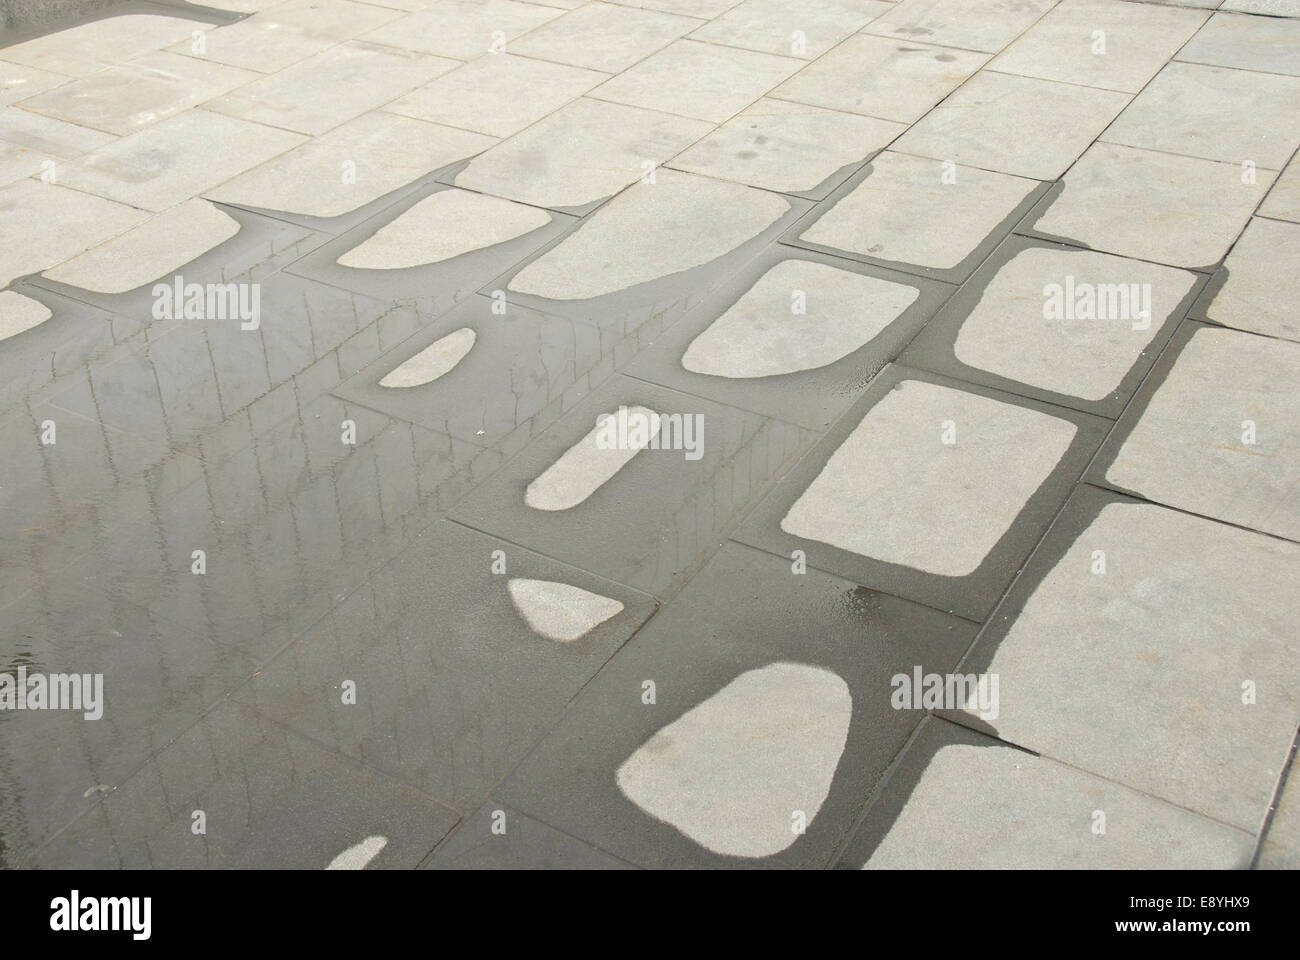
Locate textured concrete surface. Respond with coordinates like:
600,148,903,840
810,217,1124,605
2,0,1297,871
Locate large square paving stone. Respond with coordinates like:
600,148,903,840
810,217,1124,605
841,719,1254,869
234,520,658,812
952,486,1300,833
1176,11,1300,76
862,0,1058,54
1090,323,1300,541
494,543,977,868
1198,217,1300,343
1028,142,1273,269
736,366,1109,620
449,375,817,598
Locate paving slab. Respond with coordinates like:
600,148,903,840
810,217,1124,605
422,802,635,869
689,0,891,60
499,168,805,314
1197,217,1300,342
1089,322,1300,541
231,520,658,811
15,50,258,136
0,138,52,186
54,108,306,212
450,374,817,597
1258,754,1300,868
1100,61,1300,169
899,236,1203,417
1259,153,1300,223
735,366,1109,620
789,151,1043,280
772,34,988,123
609,0,741,16
625,245,952,429
1222,0,1300,12
383,53,607,138
842,719,1255,869
205,111,494,220
451,97,711,213
0,13,204,76
0,178,149,288
361,0,564,59
991,0,1207,92
202,40,457,136
0,60,67,106
331,295,608,448
1027,142,1273,269
169,0,404,73
893,71,1130,180
27,700,459,868
861,0,1058,54
590,38,803,123
666,97,903,198
952,485,1300,833
510,1,701,72
493,543,976,867
1176,10,1300,76
0,103,115,156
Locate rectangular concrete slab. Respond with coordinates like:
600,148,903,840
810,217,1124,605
951,484,1300,833
735,364,1109,620
1026,142,1273,269
509,1,701,72
360,0,564,60
624,245,953,429
493,543,977,868
841,718,1254,869
899,235,1204,418
0,103,116,156
231,520,658,811
774,33,987,123
1089,321,1300,541
862,0,1058,54
689,0,892,60
590,38,803,123
1258,153,1300,223
991,0,1207,92
1176,10,1300,75
1,13,205,76
449,374,817,598
1197,217,1300,342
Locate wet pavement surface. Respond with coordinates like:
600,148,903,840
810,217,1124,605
1,0,1298,869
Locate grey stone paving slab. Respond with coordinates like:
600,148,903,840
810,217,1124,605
1100,61,1300,169
1196,217,1300,342
1176,10,1300,76
991,0,1207,92
0,535,252,867
493,170,810,334
202,40,459,136
893,71,1130,180
360,0,564,60
0,178,149,288
0,104,115,157
772,34,988,123
666,97,903,199
54,108,307,212
15,50,257,136
331,294,607,449
168,0,404,73
951,484,1300,833
735,365,1109,620
899,236,1204,418
609,0,741,16
231,520,658,811
1259,153,1300,223
27,700,460,868
862,0,1058,54
590,38,803,123
689,0,891,60
422,802,635,869
510,1,701,72
450,97,711,213
282,182,572,310
0,61,67,106
1258,752,1300,868
1026,142,1273,269
0,140,51,186
383,53,607,138
493,543,976,867
624,245,953,429
0,12,203,75
841,719,1255,869
450,375,817,598
787,151,1044,281
1088,322,1300,541
206,112,495,221
1222,0,1300,12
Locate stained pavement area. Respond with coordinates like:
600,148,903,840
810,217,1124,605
1,0,1298,870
